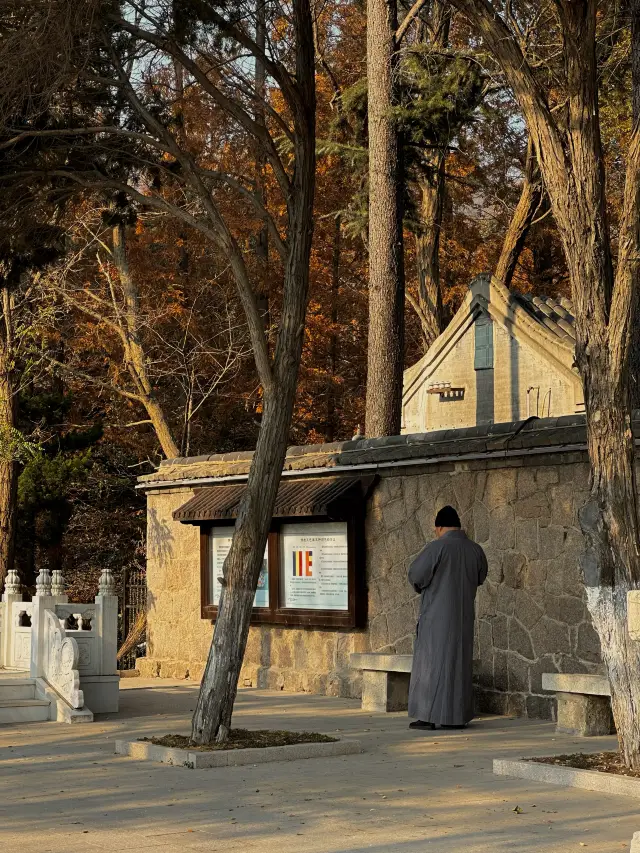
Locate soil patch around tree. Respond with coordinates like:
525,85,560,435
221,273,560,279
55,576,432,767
141,729,338,752
530,752,640,779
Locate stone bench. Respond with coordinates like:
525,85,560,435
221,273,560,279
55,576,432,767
351,653,481,714
542,673,614,736
350,653,413,713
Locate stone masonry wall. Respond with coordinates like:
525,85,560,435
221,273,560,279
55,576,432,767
138,488,369,698
365,459,601,720
139,445,604,720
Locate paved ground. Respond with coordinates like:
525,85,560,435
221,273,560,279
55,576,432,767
0,677,638,852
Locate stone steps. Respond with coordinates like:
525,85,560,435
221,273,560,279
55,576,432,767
0,699,50,724
0,675,51,725
0,679,38,701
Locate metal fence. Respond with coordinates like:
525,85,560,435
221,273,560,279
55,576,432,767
119,566,147,670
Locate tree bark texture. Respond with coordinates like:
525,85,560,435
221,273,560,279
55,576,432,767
409,2,450,352
0,286,17,589
494,139,543,289
449,0,640,767
191,0,316,745
628,0,640,408
111,223,180,459
365,0,405,437
413,154,445,351
326,214,341,442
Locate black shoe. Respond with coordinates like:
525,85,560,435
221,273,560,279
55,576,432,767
409,720,435,730
440,724,467,729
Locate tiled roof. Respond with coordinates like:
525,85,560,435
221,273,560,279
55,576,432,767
139,413,617,488
512,292,576,343
173,475,367,522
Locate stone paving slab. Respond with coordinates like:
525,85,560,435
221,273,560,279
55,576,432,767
0,678,639,852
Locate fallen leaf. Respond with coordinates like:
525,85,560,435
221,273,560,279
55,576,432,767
512,806,523,814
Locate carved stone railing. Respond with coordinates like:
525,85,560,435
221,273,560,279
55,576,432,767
43,609,84,709
11,602,33,669
55,604,97,675
0,567,119,715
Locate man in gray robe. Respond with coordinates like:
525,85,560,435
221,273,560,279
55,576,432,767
408,505,488,730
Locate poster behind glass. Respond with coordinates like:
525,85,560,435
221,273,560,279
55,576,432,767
209,529,269,608
280,521,349,611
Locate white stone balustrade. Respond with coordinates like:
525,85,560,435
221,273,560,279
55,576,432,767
0,567,119,715
43,609,84,709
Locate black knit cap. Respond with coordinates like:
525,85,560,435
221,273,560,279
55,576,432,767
435,505,461,528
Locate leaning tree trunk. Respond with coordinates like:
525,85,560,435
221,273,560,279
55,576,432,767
0,286,16,588
494,138,543,289
449,0,640,768
413,154,445,351
364,0,405,438
556,150,640,768
111,222,180,459
409,0,450,353
191,0,316,745
578,360,640,769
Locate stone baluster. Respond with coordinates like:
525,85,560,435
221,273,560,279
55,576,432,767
51,570,65,597
1,569,22,667
35,568,52,597
97,568,115,597
3,568,21,599
31,570,55,677
95,568,118,676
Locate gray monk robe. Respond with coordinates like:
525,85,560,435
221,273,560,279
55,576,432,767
408,530,488,725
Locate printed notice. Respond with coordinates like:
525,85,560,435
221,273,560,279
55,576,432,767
280,521,348,611
209,529,269,608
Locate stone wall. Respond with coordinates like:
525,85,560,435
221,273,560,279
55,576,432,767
365,460,601,719
137,417,612,720
139,488,369,698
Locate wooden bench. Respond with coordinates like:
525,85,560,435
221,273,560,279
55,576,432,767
542,673,614,736
350,653,412,713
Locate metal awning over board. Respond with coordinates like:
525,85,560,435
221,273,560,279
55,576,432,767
173,475,373,523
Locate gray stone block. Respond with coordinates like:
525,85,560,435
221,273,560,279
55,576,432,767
361,669,410,712
577,622,602,662
490,505,515,550
508,618,535,660
541,672,610,695
555,691,614,736
350,653,413,673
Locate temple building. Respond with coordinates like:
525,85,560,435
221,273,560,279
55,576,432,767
402,274,584,434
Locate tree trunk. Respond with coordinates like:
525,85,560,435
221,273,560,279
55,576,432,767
326,214,341,442
191,0,316,745
449,0,640,768
365,0,405,437
413,154,445,351
494,138,544,289
629,0,640,408
408,1,450,353
111,222,180,459
255,0,269,294
0,286,17,588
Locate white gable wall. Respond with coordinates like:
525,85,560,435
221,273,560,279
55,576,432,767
402,321,579,434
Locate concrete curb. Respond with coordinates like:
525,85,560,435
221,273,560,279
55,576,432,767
115,737,363,768
494,758,640,799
